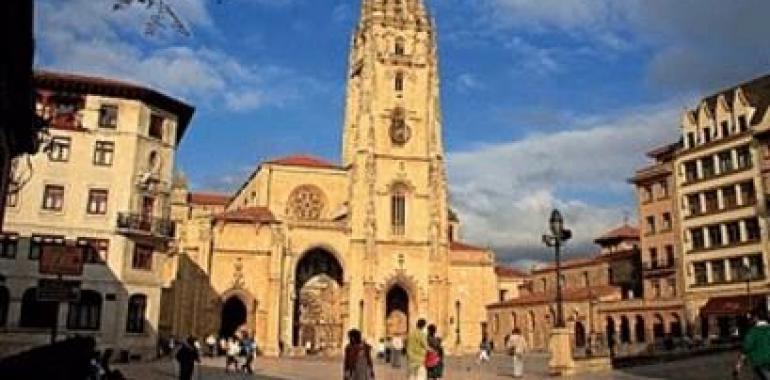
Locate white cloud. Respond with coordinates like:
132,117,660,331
35,0,320,112
446,102,680,266
455,73,483,93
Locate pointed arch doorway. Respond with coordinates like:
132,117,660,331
220,296,247,338
386,284,410,338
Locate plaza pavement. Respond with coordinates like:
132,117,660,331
115,350,746,380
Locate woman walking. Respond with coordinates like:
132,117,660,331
343,329,375,380
506,328,528,378
426,324,444,380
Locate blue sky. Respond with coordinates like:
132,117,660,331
36,0,770,266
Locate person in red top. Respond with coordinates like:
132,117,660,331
343,329,375,380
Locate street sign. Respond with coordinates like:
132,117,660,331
37,278,81,302
39,244,84,276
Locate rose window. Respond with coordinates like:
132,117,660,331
289,185,325,220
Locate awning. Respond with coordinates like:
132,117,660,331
700,295,764,316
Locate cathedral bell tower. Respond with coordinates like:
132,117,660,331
342,0,449,257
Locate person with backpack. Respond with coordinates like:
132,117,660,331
426,324,444,380
735,307,770,380
175,337,201,380
241,333,256,374
343,329,375,380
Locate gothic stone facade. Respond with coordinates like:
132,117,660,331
165,0,499,356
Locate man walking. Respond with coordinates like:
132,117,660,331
735,307,770,380
175,337,201,380
406,319,429,380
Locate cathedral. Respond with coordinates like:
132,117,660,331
165,0,502,355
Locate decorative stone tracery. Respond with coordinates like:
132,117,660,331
288,185,325,220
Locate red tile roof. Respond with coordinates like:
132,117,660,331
495,265,527,278
214,207,276,223
594,224,639,243
487,285,620,309
532,256,601,273
265,155,341,170
449,241,487,251
188,192,230,206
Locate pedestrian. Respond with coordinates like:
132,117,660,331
406,318,429,380
175,337,201,380
391,335,403,368
735,307,770,380
376,338,386,361
426,324,444,380
476,335,491,364
343,329,375,380
225,337,241,373
385,337,392,363
205,334,217,357
219,337,228,356
505,328,528,378
241,333,255,374
168,336,177,358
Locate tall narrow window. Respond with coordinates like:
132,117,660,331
48,137,71,162
132,244,153,270
395,72,404,92
93,141,114,166
42,185,64,211
394,37,405,56
6,184,18,207
391,184,407,235
720,121,730,137
86,189,108,215
126,294,147,333
149,114,164,140
67,290,102,330
78,238,109,264
0,286,8,327
738,115,749,132
0,234,17,259
98,104,118,128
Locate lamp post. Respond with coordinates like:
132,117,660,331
742,264,753,312
542,209,572,328
455,300,461,345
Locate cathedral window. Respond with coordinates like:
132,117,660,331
395,72,404,92
395,37,405,56
289,185,325,220
391,183,407,235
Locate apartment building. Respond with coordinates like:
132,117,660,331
0,71,193,357
674,74,770,338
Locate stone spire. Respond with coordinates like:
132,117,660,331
358,0,432,32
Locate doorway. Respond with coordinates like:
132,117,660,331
385,285,409,338
220,296,247,338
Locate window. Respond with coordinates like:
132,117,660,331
702,127,711,143
651,279,661,297
132,244,153,270
641,186,652,203
98,104,118,128
662,212,672,231
686,132,696,148
741,181,756,205
541,278,547,292
646,216,656,234
668,278,677,297
748,255,764,279
0,234,18,259
19,288,58,328
693,262,708,285
395,72,404,92
701,157,715,178
48,137,71,162
78,238,109,264
738,115,749,132
658,181,669,198
720,121,730,137
6,182,18,207
42,185,64,211
93,141,114,166
149,114,164,140
690,228,705,250
730,258,745,281
665,245,675,266
737,146,752,169
687,194,701,216
708,225,723,247
29,235,65,260
499,289,508,302
0,286,8,327
126,294,147,333
650,248,658,268
726,221,741,244
718,151,733,173
582,271,589,287
711,260,726,283
704,190,718,213
391,184,407,235
394,37,405,56
723,186,737,208
67,290,102,330
684,161,698,182
86,189,108,215
746,218,760,241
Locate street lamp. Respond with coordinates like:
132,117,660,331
742,264,754,312
542,209,572,328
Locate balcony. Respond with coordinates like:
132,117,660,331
642,260,677,276
116,212,175,239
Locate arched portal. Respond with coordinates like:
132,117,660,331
385,285,409,338
292,248,344,349
606,317,616,347
635,315,646,342
574,321,586,348
620,316,631,343
220,296,247,338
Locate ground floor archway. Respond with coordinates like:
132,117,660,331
292,247,345,350
574,321,586,348
220,296,247,338
385,284,409,338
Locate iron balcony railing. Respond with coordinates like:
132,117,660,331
116,212,175,239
